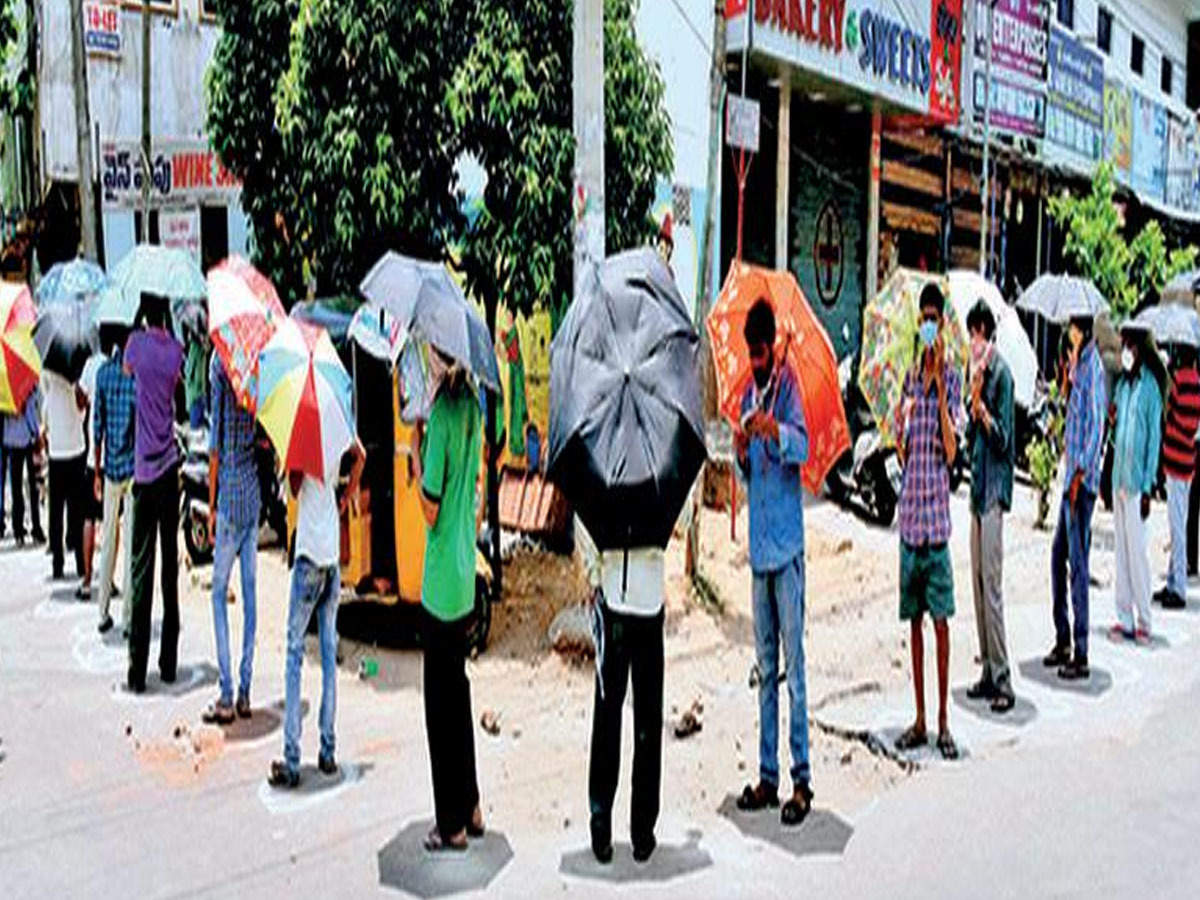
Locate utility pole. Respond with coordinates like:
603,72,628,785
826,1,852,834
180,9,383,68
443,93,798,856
572,0,605,299
140,0,151,242
23,0,41,212
979,0,994,277
68,0,97,259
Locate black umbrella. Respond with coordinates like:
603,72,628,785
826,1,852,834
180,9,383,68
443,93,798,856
33,296,98,382
547,248,706,551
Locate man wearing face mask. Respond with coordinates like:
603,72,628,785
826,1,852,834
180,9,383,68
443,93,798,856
1047,315,1106,680
964,301,1015,713
1159,344,1200,609
1108,325,1163,643
733,298,813,827
894,283,962,761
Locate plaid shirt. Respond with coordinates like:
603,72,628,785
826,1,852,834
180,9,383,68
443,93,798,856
209,354,260,527
898,362,962,547
94,356,137,483
1064,340,1107,496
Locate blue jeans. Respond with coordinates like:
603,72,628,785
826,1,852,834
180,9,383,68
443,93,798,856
1051,487,1096,660
211,510,259,706
752,553,810,788
1167,476,1190,596
283,556,340,774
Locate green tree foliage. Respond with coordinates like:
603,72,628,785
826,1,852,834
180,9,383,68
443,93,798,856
1049,162,1197,322
0,0,32,118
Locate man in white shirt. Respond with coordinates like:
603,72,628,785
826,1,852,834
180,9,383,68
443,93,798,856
588,545,665,865
41,371,87,581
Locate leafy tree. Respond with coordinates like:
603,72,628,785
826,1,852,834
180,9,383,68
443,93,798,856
1049,162,1197,321
0,0,26,115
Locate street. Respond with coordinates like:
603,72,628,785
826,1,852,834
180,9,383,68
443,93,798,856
3,479,1200,899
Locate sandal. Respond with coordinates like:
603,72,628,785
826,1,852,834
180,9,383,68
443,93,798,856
267,760,300,789
990,693,1016,714
202,701,235,726
936,732,960,761
780,783,813,827
1108,624,1134,642
736,780,780,811
894,725,927,751
467,806,485,839
424,826,468,853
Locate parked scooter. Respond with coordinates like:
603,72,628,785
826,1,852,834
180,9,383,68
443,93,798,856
825,357,903,526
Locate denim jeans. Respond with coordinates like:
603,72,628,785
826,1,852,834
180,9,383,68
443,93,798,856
211,510,259,706
1167,476,1190,596
752,552,810,788
283,556,339,774
1051,487,1096,660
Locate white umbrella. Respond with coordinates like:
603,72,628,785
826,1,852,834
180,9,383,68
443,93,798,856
1162,270,1200,308
1133,303,1200,348
1016,274,1108,324
947,270,1038,409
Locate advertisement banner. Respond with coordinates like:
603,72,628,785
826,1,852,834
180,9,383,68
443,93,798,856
1104,80,1132,178
84,2,121,58
1131,92,1168,203
973,0,1048,81
973,70,1045,137
1166,116,1200,213
1045,27,1103,163
100,139,241,210
160,208,202,264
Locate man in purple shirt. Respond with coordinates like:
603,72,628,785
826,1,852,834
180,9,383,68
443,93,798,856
895,283,962,761
123,293,184,693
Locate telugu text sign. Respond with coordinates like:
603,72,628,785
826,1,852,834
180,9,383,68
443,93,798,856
100,139,241,210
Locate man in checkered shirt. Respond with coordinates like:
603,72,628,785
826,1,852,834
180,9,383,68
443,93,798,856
894,282,963,761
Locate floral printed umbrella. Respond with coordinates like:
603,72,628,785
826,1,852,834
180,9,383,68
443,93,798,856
858,268,968,449
0,282,41,414
207,255,286,412
707,262,850,494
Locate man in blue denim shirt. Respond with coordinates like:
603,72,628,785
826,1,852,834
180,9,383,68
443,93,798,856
732,299,813,827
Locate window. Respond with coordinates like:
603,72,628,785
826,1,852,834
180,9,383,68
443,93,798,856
1097,7,1112,55
1163,57,1174,95
1056,0,1073,30
1131,35,1145,76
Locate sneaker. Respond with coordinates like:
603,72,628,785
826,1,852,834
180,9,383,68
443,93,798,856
590,818,613,865
631,833,657,863
1152,587,1169,605
1042,645,1071,667
318,754,338,776
75,585,91,602
1058,658,1090,680
966,678,996,700
98,615,113,634
236,695,252,719
1162,591,1187,610
267,760,300,789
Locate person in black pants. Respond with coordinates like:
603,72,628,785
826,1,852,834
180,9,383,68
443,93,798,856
3,389,44,544
1188,441,1200,577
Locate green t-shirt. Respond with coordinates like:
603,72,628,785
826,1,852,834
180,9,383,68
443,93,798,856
421,387,482,622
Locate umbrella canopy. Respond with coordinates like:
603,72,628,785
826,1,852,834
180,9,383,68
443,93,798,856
207,256,286,412
1162,270,1200,308
946,270,1039,409
1016,273,1108,324
36,258,109,305
256,315,355,484
102,244,207,335
858,269,968,448
349,303,407,366
547,248,706,551
0,282,41,414
359,252,500,392
34,295,99,383
707,262,850,494
1133,303,1200,348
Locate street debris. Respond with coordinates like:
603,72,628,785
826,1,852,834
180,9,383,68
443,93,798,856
480,710,501,736
674,699,704,739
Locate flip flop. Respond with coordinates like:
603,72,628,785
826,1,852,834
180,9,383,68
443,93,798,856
894,725,927,751
736,781,780,811
1108,624,1135,642
424,826,468,853
780,783,813,827
202,702,235,726
467,807,485,839
936,732,960,761
267,760,299,789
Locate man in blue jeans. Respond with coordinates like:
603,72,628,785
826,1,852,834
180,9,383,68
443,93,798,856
202,353,261,725
269,438,364,789
733,299,812,827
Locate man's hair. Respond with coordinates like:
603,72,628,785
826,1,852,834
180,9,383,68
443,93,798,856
139,292,170,330
1175,344,1198,368
966,299,995,340
1068,314,1093,342
98,323,129,357
918,282,944,316
743,298,776,349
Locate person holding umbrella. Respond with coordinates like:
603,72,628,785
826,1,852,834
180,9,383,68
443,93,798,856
1108,324,1164,643
731,298,814,826
894,283,962,761
1159,344,1200,609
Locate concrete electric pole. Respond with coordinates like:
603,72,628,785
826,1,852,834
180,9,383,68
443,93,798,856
141,0,152,241
68,0,98,260
572,0,605,300
979,0,994,277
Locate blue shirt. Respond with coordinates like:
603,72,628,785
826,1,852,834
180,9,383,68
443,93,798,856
738,364,809,574
209,354,260,527
1112,367,1162,497
93,355,137,483
1064,340,1107,496
2,386,40,449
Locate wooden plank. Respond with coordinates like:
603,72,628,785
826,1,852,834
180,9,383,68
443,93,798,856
883,130,943,158
882,160,943,197
952,208,982,233
882,200,940,236
951,167,1000,200
951,245,981,269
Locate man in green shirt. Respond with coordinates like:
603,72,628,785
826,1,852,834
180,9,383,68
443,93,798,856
412,351,484,852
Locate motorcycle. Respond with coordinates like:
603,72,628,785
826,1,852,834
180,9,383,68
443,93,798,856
825,356,903,526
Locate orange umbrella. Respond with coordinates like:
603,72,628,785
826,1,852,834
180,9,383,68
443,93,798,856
707,262,850,494
0,282,41,415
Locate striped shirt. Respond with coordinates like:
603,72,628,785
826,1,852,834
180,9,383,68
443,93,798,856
1164,366,1200,480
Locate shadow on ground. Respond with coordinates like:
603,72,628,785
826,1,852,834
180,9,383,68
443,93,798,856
116,662,219,699
871,725,972,766
717,795,853,857
1017,658,1113,696
1092,625,1171,651
378,819,514,898
219,698,306,743
259,762,372,815
559,829,712,884
952,688,1038,727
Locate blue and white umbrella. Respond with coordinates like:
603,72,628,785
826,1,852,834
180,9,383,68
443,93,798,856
348,303,408,366
36,258,109,305
1134,303,1200,348
100,244,207,336
1016,274,1109,324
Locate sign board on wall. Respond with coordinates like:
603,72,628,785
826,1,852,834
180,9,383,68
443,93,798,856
972,0,1048,81
726,94,761,153
1045,28,1103,164
1167,116,1200,213
1131,92,1168,203
726,0,964,124
160,208,201,263
100,139,241,210
84,2,121,58
972,71,1045,137
1104,80,1132,178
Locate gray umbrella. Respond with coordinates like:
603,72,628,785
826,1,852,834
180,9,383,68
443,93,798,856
358,252,500,392
1162,270,1200,307
547,248,707,551
1133,303,1200,348
1016,274,1109,323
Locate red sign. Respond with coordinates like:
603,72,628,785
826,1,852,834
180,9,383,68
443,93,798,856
928,0,963,123
756,0,849,53
84,2,121,57
725,0,749,15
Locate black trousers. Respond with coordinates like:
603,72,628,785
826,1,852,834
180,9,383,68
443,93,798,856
6,446,41,539
128,466,180,688
48,453,84,575
422,609,480,839
1189,450,1200,575
588,602,664,848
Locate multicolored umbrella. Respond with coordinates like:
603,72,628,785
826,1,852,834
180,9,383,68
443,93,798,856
207,256,286,412
348,303,407,366
858,268,968,449
0,282,41,414
36,258,109,305
707,262,850,494
102,244,207,336
256,315,355,484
